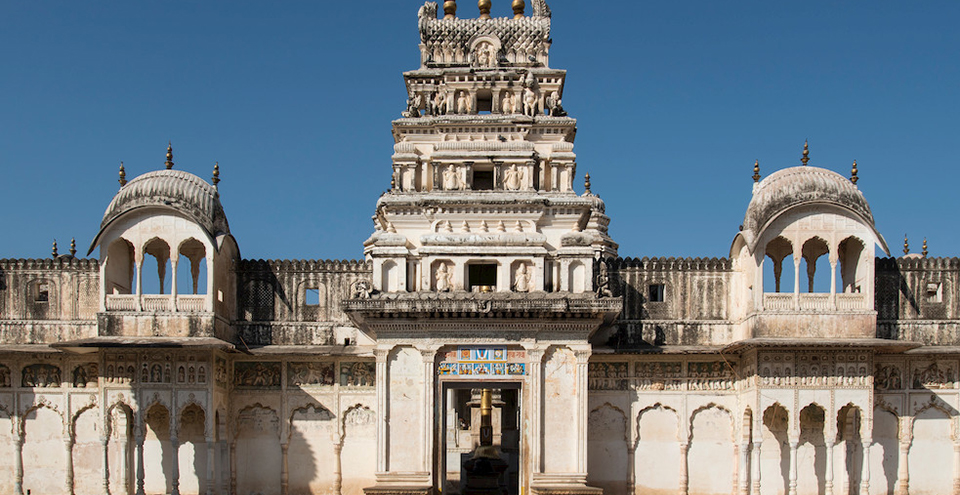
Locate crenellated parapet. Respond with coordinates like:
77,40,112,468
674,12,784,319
615,257,733,272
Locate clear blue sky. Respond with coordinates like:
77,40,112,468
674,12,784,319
2,1,958,261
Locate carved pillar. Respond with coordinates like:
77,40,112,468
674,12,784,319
793,257,801,310
171,259,179,311
421,348,437,475
626,446,636,495
101,436,111,495
135,432,145,495
206,436,215,495
678,441,689,495
334,444,344,495
825,439,835,495
136,259,144,311
280,442,289,495
842,417,854,495
229,440,237,495
897,435,911,495
170,433,181,495
375,348,389,474
750,440,761,495
14,429,24,495
739,441,751,495
575,349,591,476
120,429,130,495
830,259,838,309
860,437,872,495
732,443,740,493
527,347,544,474
788,439,799,495
65,436,76,495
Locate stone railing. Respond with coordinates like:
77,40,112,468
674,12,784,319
763,294,794,311
141,295,173,312
799,293,831,311
177,295,206,312
105,294,137,311
762,292,870,312
836,293,867,310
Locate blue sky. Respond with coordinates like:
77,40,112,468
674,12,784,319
1,1,958,261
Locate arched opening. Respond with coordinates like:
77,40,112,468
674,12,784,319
177,238,208,295
476,88,493,114
569,261,586,293
106,238,135,294
761,403,790,495
800,237,830,293
142,238,172,294
764,236,794,293
143,403,174,494
836,405,863,492
797,404,826,495
381,260,398,293
179,404,206,494
107,404,135,495
838,237,865,293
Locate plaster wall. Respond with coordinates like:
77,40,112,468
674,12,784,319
387,346,424,473
541,346,577,473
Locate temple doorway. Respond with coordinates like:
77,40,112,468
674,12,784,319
440,382,522,495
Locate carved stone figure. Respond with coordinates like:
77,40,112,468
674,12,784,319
546,91,567,116
501,91,517,114
0,365,10,387
22,364,61,388
523,87,538,117
457,91,472,114
433,89,447,115
596,261,614,298
353,279,374,299
442,165,465,190
436,263,453,292
341,362,376,387
513,263,532,292
73,365,88,388
235,362,281,388
402,93,423,118
503,164,523,190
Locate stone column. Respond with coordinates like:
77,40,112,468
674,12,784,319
830,259,838,309
136,259,144,311
897,435,911,495
120,430,130,495
206,436,215,495
626,446,636,495
788,439,799,495
527,348,544,474
421,348,437,475
739,441,751,495
575,349,590,476
375,348,389,474
793,258,801,310
732,443,740,493
14,430,24,495
751,440,761,495
65,436,76,495
824,439,835,495
170,433,181,495
171,259,179,311
842,419,854,495
280,442,289,495
101,435,111,495
334,444,344,495
135,432,145,495
229,440,237,495
678,441,689,495
860,437,872,495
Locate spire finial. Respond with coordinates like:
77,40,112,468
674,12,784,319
165,142,174,169
801,140,810,166
443,0,457,19
584,173,592,194
69,238,77,257
752,159,761,183
212,162,220,186
118,161,127,187
478,0,492,19
850,160,858,185
52,239,58,258
903,234,909,255
923,238,928,258
512,0,526,18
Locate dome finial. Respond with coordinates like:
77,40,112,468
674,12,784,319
584,173,592,194
478,0,492,19
444,0,457,19
513,0,526,18
212,162,220,186
850,160,858,185
923,238,928,258
52,239,58,258
69,238,77,257
118,161,127,187
903,234,909,255
752,159,761,183
801,140,810,166
165,142,174,169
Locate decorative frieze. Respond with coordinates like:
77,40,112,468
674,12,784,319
235,362,282,388
288,362,335,386
340,362,375,387
22,364,61,387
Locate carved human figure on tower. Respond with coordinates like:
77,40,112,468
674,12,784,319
442,165,465,190
434,89,447,116
402,92,423,118
457,91,472,114
513,263,532,292
501,91,517,114
523,87,538,117
436,263,453,292
503,164,524,190
546,91,567,116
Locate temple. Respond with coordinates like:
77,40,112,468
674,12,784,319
0,2,958,495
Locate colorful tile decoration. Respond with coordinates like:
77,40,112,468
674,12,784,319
437,347,525,376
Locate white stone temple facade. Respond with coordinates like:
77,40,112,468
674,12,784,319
1,2,958,495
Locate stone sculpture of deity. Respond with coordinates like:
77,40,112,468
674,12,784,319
436,263,453,292
457,91,472,114
523,87,538,117
503,164,523,191
501,91,517,114
513,263,532,292
442,165,465,190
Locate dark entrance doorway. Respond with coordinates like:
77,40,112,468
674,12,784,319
440,382,521,495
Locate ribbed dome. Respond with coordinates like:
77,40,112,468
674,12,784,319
89,170,229,254
742,166,874,245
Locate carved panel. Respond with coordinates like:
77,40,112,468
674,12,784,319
0,364,11,388
588,362,629,391
340,362,375,387
687,361,733,391
104,353,138,384
344,406,375,427
215,357,228,388
911,361,957,390
71,363,98,388
235,362,282,388
288,362,335,387
636,361,682,391
21,364,61,388
874,363,904,391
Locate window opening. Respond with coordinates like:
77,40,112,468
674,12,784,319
35,283,49,302
469,264,498,292
305,288,320,306
473,170,494,190
648,284,665,303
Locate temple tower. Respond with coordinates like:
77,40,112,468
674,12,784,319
346,2,621,495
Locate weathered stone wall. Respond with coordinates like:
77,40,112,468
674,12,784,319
0,258,99,343
876,257,960,343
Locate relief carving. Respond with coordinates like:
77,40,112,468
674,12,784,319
0,365,11,388
215,357,228,388
72,364,98,388
340,362,375,387
288,362,335,386
344,406,376,427
588,362,628,391
235,362,282,388
912,362,956,389
22,364,61,388
875,363,904,391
